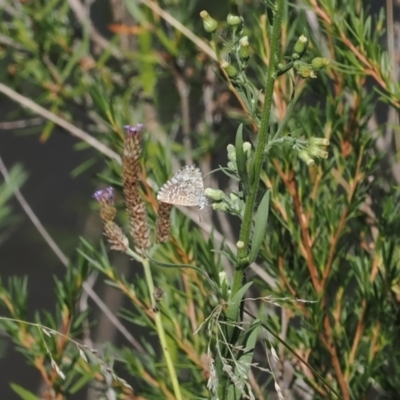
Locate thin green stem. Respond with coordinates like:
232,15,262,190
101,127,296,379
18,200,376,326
276,60,294,76
129,250,182,400
232,0,284,297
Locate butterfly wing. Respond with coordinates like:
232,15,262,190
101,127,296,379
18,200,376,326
157,166,204,207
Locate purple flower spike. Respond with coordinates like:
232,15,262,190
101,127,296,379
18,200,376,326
124,124,144,136
93,187,114,204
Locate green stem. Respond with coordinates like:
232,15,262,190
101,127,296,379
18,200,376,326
232,0,284,298
128,250,182,400
276,60,294,76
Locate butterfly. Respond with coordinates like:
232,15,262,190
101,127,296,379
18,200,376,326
157,165,208,210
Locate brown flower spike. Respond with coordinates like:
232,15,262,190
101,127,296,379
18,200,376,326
93,187,129,252
156,202,172,243
122,124,151,251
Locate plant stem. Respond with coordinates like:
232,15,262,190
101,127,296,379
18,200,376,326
232,0,284,299
128,250,182,400
217,1,285,397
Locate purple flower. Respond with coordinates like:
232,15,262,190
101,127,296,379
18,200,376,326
93,187,114,204
124,124,144,137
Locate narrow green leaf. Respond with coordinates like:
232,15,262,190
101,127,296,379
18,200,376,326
235,124,248,190
225,281,253,328
212,247,237,265
10,383,40,400
239,319,261,367
248,190,270,264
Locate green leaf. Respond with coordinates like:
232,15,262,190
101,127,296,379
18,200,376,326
212,247,237,265
235,124,248,191
248,190,270,263
225,281,253,333
10,383,40,400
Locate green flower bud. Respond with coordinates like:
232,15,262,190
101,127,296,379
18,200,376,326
309,137,330,146
293,35,308,59
230,192,241,204
218,271,230,297
242,141,252,157
294,61,316,79
227,13,242,26
298,150,315,166
238,36,250,60
228,151,237,161
219,271,228,286
311,57,330,70
221,61,239,78
306,136,329,159
200,10,218,33
236,240,245,249
307,146,328,159
227,144,236,160
227,161,237,171
212,202,229,212
204,188,225,201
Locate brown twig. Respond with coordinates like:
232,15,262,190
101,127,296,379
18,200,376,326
320,315,350,400
274,160,322,293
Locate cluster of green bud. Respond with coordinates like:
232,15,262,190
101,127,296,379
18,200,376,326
221,47,250,82
294,61,317,78
294,57,330,79
290,34,330,79
200,7,244,34
200,6,251,85
297,137,330,166
204,188,245,217
227,144,237,171
226,142,252,173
